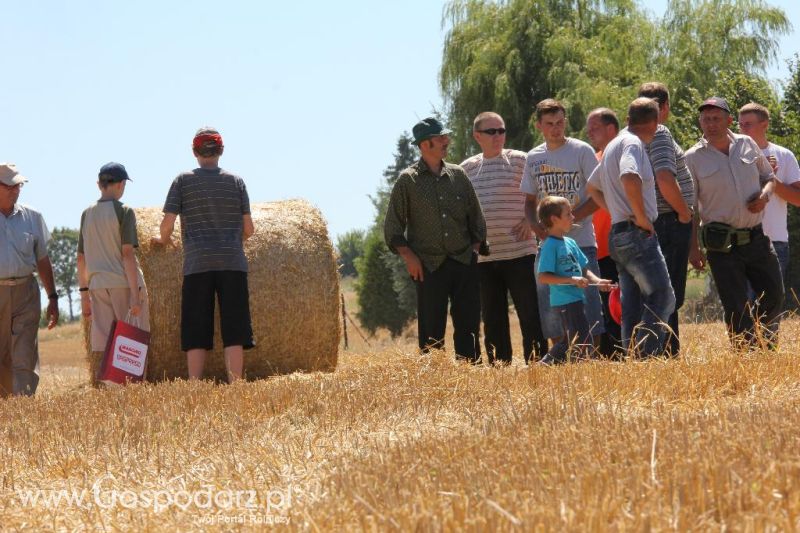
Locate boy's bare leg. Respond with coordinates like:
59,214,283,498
187,349,207,380
224,346,243,383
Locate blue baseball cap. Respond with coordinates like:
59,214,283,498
98,162,131,183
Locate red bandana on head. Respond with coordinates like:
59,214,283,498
193,133,223,148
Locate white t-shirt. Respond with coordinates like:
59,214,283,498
461,149,538,262
761,142,800,242
520,137,598,247
587,131,658,224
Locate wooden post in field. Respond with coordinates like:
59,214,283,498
341,293,349,350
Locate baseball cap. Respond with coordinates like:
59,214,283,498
98,162,131,183
411,117,452,145
193,127,224,150
698,97,731,114
0,163,28,186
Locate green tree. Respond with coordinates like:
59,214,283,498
335,229,366,277
355,133,419,336
655,0,790,97
441,0,653,160
440,0,791,159
781,55,800,305
355,232,408,336
48,227,79,321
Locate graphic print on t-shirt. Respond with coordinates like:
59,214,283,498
559,252,582,276
532,162,582,207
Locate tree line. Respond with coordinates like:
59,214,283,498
339,0,800,336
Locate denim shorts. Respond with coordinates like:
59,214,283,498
535,246,605,339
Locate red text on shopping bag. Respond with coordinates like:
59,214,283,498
99,320,150,385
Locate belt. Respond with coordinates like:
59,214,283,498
731,224,763,246
0,276,33,287
611,220,648,231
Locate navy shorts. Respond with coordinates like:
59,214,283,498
181,270,255,351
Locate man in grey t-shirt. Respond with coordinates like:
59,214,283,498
637,82,694,357
587,98,676,359
152,128,255,383
521,98,604,352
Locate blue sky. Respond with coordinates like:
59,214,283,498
2,0,798,244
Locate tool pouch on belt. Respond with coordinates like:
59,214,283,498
699,222,733,253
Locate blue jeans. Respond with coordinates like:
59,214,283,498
536,246,605,340
609,222,676,358
544,300,592,363
654,212,692,356
773,241,790,289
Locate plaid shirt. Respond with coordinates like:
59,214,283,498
384,158,486,271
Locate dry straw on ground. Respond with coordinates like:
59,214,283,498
13,319,800,530
84,199,340,382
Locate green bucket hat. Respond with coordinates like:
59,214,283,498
411,117,452,145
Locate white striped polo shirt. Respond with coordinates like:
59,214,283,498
461,149,538,262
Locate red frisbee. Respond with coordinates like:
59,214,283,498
609,286,622,325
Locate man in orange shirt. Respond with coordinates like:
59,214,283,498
586,108,621,357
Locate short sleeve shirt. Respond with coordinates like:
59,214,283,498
163,167,251,275
537,235,588,306
587,131,658,224
0,204,50,278
461,149,537,262
647,124,695,212
684,132,774,229
78,199,144,289
760,142,800,242
520,138,598,248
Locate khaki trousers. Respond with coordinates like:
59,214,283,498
0,276,41,397
89,286,150,352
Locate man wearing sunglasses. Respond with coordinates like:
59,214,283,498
384,117,487,363
460,112,546,365
521,99,604,358
0,163,59,397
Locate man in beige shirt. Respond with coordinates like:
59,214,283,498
0,163,59,397
684,97,782,349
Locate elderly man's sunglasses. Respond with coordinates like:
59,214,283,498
478,128,506,136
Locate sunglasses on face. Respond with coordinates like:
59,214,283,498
1,183,23,190
478,128,506,136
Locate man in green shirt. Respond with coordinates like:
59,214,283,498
384,117,487,362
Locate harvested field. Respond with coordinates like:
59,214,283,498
6,310,800,530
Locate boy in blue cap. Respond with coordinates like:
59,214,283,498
77,162,150,383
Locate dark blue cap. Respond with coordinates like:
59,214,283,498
698,97,731,114
411,117,452,145
98,162,131,183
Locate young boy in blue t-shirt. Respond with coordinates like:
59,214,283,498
536,196,613,364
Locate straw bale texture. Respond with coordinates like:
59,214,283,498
84,199,340,382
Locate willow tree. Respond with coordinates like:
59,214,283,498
440,0,653,160
440,0,791,159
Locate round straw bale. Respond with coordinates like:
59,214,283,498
85,199,340,382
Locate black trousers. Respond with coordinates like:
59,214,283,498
654,212,692,356
478,254,547,364
597,255,621,357
416,256,481,362
707,228,784,349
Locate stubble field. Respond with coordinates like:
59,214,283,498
2,295,800,531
